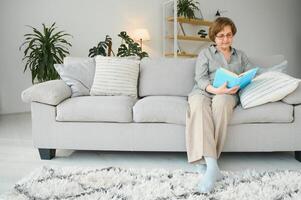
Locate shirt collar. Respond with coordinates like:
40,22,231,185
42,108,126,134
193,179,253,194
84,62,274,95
210,44,237,55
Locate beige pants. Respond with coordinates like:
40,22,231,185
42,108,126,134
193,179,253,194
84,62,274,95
185,93,238,164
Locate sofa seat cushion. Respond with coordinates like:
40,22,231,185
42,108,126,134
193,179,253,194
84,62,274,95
133,96,187,125
56,96,136,122
230,101,293,125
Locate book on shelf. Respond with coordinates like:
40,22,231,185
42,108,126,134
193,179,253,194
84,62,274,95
212,67,259,89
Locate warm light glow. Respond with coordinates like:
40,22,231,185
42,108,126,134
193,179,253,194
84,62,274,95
132,28,150,41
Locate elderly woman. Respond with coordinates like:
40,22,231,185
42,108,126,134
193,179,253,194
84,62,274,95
185,17,253,193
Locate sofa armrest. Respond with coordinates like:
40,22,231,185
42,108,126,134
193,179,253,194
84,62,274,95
21,80,71,105
282,82,301,105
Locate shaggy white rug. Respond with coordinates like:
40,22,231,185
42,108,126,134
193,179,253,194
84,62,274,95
1,166,301,200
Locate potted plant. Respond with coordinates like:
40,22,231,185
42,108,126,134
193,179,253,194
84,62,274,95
20,23,72,84
117,31,148,59
177,0,200,19
88,35,113,57
88,31,148,60
198,29,208,38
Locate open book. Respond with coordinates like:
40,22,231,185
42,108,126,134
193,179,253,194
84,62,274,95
212,67,259,89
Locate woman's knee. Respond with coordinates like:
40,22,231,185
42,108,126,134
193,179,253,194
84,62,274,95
212,94,236,109
188,94,211,110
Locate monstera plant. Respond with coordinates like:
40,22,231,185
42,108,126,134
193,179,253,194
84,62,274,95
20,23,72,84
117,31,148,59
177,0,200,19
88,35,113,57
88,31,148,60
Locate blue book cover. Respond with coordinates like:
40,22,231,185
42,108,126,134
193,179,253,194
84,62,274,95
212,67,259,89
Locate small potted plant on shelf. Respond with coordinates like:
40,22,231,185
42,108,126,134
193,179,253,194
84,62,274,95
20,23,72,84
177,0,200,19
198,29,208,38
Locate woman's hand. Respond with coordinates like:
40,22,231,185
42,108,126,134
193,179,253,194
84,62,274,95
206,83,240,95
220,83,240,94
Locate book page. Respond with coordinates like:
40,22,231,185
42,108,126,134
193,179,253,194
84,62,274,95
238,68,255,77
221,68,238,77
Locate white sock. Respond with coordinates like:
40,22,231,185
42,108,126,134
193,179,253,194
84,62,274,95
195,164,206,174
197,157,222,193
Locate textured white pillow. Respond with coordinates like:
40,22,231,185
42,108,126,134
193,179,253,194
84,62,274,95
239,71,300,109
90,56,140,98
282,82,301,105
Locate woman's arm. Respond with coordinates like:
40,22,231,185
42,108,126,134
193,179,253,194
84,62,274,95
195,50,239,95
241,51,254,72
195,52,211,91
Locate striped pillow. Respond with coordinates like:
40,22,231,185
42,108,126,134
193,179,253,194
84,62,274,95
90,56,140,98
239,71,300,109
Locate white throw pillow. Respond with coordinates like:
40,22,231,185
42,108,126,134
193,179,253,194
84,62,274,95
239,71,300,109
90,56,140,98
54,57,95,97
282,82,301,105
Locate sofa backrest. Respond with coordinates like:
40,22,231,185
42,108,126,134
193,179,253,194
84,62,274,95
139,57,196,97
249,54,285,68
62,55,285,98
139,55,286,97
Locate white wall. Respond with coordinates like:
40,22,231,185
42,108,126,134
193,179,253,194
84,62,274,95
0,0,300,114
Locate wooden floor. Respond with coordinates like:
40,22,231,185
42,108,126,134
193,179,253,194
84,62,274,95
1,112,301,194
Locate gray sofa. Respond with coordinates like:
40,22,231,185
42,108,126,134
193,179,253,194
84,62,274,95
21,55,301,161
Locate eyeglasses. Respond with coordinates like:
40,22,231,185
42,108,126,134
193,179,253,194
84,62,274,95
215,33,233,39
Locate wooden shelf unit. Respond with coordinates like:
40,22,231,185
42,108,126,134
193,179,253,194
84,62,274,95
162,0,213,58
166,35,211,42
167,16,213,26
165,52,198,57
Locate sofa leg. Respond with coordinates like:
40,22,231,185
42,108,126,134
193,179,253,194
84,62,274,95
295,151,301,162
38,148,56,160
